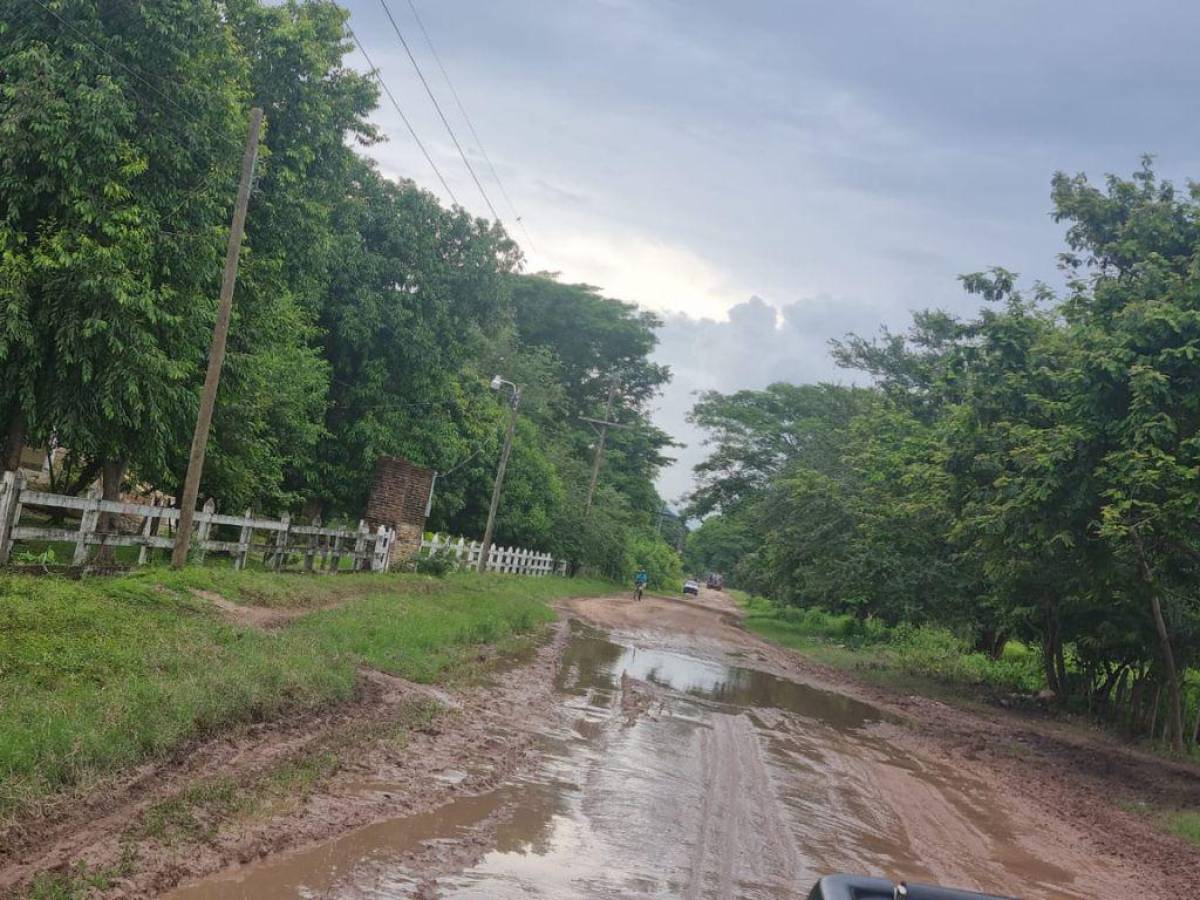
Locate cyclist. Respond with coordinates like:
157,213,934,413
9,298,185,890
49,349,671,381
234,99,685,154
634,568,649,600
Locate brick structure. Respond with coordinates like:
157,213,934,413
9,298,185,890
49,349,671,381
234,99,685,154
364,456,435,564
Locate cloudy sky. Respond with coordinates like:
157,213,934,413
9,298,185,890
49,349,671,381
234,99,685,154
342,0,1200,503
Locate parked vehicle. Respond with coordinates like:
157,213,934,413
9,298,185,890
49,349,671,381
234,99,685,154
806,874,1012,900
682,579,700,596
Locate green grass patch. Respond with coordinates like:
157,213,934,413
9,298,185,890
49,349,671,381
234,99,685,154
0,569,610,825
1165,809,1200,846
735,594,1043,696
25,844,138,900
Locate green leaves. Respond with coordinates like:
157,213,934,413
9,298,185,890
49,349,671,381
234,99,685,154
689,161,1200,742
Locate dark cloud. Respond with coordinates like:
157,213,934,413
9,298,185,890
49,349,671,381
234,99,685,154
651,295,888,503
342,0,1200,501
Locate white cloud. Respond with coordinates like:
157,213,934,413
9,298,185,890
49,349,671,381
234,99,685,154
526,229,746,319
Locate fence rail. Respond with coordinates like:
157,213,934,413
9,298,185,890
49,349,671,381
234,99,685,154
420,532,563,576
0,471,394,573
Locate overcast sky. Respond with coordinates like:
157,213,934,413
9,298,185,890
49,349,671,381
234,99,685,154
342,0,1200,504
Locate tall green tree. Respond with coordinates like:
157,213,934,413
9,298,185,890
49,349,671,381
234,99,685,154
1,0,246,510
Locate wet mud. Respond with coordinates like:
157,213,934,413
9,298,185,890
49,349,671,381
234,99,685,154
169,619,1135,899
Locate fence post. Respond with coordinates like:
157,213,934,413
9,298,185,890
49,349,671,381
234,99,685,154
352,519,369,571
235,508,253,570
329,532,343,572
273,512,291,571
0,470,23,566
318,527,332,572
304,516,320,572
371,524,391,572
194,498,216,564
136,497,157,566
73,486,102,567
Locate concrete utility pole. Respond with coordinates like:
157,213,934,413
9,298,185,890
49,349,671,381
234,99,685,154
172,108,263,568
582,380,627,514
478,376,521,573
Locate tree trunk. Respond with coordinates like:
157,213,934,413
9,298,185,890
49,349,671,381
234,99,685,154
975,627,1008,661
96,458,127,565
1112,668,1129,719
1096,666,1121,718
1133,533,1185,752
1192,700,1200,748
301,496,323,523
1054,641,1068,699
2,409,26,472
1041,603,1063,698
1147,683,1161,741
1128,677,1143,734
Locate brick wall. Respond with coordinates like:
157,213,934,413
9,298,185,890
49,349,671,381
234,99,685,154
365,456,435,563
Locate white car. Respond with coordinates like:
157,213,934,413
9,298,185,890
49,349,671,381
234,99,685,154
683,579,700,596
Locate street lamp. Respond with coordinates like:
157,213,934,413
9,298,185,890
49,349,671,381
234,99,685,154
478,375,521,573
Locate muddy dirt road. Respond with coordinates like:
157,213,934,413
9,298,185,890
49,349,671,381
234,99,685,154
163,589,1186,899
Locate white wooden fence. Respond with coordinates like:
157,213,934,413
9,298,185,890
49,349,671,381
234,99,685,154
420,532,564,576
0,471,394,573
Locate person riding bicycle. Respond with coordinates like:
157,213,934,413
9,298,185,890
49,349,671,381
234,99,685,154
634,568,649,600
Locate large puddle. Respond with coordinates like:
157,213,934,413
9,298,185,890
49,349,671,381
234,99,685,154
169,622,1107,899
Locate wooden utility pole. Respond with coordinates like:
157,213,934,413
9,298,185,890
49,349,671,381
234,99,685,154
172,108,263,568
478,384,521,573
582,381,626,514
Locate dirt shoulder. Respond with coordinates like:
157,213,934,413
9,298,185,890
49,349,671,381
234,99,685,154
561,589,1200,898
0,620,573,899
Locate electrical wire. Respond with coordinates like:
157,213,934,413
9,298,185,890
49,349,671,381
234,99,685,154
345,24,460,205
402,0,536,250
376,0,501,222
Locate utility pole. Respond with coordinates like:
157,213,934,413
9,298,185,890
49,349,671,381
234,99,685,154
478,377,521,573
581,380,627,514
172,108,263,568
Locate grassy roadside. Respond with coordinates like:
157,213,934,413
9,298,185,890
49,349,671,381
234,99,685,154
733,591,1042,698
0,568,611,828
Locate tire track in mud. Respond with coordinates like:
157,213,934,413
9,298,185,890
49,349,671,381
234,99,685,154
686,713,808,898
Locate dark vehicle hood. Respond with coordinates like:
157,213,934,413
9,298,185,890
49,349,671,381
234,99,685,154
808,874,1015,900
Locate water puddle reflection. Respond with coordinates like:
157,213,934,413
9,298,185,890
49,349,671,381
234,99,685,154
169,621,1100,900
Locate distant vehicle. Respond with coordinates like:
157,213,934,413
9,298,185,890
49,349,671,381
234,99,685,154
806,874,1012,900
706,572,724,590
682,579,700,596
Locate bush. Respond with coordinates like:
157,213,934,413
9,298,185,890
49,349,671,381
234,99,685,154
735,595,1043,695
629,533,683,590
414,551,455,577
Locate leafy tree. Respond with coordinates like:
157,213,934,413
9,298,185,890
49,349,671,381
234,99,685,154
0,0,246,513
687,383,872,516
308,160,519,517
1050,159,1200,750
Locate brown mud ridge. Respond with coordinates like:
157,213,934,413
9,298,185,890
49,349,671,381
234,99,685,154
0,623,573,898
4,589,1199,898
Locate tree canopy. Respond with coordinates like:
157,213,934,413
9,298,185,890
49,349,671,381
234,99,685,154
0,0,681,580
687,160,1200,752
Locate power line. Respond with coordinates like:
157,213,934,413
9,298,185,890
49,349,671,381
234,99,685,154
402,0,535,250
345,24,459,205
376,0,501,222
